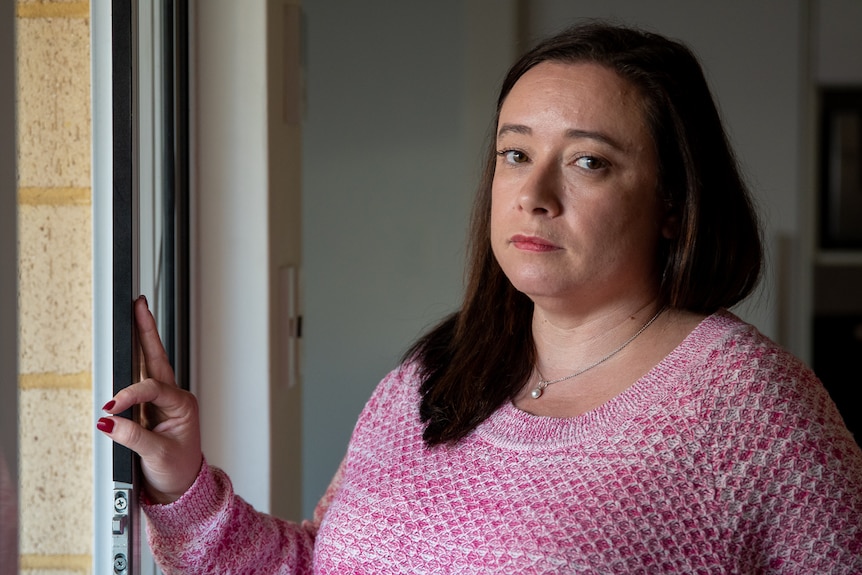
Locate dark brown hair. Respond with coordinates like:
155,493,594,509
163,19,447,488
407,22,763,446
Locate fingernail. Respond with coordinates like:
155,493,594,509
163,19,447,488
102,400,116,411
97,417,115,433
139,294,148,306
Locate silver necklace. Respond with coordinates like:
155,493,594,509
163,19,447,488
530,307,665,399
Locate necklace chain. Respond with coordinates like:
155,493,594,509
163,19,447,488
530,307,666,399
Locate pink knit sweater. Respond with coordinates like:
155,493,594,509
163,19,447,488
144,311,862,573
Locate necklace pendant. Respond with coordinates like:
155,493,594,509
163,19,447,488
530,386,544,399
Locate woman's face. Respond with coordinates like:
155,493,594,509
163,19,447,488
490,61,669,312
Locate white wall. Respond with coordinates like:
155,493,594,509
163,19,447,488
194,0,272,512
300,0,517,515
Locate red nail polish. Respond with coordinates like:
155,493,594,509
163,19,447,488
102,400,116,411
97,417,115,433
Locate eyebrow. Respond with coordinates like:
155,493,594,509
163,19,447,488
496,123,626,151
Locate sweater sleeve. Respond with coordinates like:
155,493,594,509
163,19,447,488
140,363,410,574
143,457,346,575
703,335,862,573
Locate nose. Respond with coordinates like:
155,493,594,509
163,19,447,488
518,160,563,216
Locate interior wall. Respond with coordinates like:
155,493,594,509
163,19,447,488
527,0,805,344
267,0,304,522
298,0,814,515
300,0,517,515
815,0,862,84
194,0,272,512
199,0,859,521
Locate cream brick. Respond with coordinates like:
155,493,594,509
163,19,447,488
17,16,91,188
22,570,87,575
19,388,93,555
18,204,92,375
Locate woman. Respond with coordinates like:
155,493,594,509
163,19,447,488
99,23,862,573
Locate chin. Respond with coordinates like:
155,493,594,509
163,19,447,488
508,276,570,301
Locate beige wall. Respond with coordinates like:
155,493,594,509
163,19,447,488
16,1,92,573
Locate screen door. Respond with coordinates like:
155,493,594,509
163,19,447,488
98,1,189,573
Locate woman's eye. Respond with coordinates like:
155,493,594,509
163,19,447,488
497,150,528,164
574,155,607,170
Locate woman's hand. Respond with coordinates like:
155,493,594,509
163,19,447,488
97,296,203,504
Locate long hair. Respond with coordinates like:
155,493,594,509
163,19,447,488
407,22,763,446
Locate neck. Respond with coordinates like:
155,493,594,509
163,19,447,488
530,298,663,378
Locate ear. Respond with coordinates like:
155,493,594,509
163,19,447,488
660,205,680,239
661,215,679,239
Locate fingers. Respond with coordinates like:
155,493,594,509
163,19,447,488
98,402,197,462
103,378,190,417
97,377,203,503
97,410,203,503
99,297,201,503
134,296,176,386
97,410,155,457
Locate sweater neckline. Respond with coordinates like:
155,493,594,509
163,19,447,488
471,310,743,451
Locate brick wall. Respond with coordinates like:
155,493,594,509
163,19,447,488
16,1,92,573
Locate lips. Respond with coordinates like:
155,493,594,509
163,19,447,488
510,234,560,252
